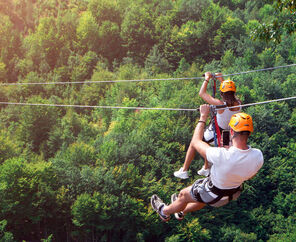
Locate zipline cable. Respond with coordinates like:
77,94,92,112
0,96,295,111
0,101,197,111
222,63,296,78
215,96,296,111
0,77,203,86
0,63,295,86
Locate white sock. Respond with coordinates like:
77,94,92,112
160,205,168,217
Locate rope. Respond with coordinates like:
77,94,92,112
0,63,295,86
0,96,295,111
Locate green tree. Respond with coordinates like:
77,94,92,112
0,14,22,81
0,61,7,81
60,141,96,167
145,45,171,75
47,109,94,155
120,3,156,64
220,226,257,241
70,51,99,82
0,220,14,242
0,158,59,241
79,62,115,106
214,16,246,56
193,2,228,61
213,0,249,10
98,20,123,63
0,130,21,164
177,218,211,241
175,0,210,23
88,0,122,25
72,190,146,241
84,0,124,62
221,49,235,68
76,11,100,53
252,0,296,42
281,73,296,97
20,16,65,74
258,48,275,68
16,96,61,156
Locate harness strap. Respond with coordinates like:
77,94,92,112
207,180,241,205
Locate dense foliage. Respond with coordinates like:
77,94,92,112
0,0,295,241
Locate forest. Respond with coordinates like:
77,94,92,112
0,0,295,241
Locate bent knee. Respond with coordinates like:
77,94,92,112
178,189,191,202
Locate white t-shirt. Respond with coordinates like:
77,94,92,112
217,102,241,129
206,146,264,189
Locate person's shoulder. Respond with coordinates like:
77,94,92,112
207,146,229,156
249,147,264,163
207,146,217,153
250,147,263,155
206,146,227,163
208,146,227,151
206,146,225,156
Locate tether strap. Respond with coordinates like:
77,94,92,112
211,78,222,147
212,78,216,98
213,115,222,147
210,105,222,147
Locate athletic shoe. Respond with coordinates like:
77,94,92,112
171,193,184,221
174,167,189,179
150,194,170,222
197,166,210,177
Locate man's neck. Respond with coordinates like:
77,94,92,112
232,138,249,150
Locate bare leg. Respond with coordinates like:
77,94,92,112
203,158,209,169
183,202,206,215
182,120,211,171
182,143,196,171
163,186,205,216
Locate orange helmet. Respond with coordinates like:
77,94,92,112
229,113,253,133
220,80,236,93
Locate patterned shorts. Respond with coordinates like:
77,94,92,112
190,177,242,207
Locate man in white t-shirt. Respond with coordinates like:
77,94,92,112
151,104,264,222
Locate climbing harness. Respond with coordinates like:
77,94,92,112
207,178,242,205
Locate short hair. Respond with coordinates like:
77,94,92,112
233,131,251,138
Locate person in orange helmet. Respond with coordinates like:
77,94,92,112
174,72,242,179
151,105,263,222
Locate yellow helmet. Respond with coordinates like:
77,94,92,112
229,113,254,133
220,80,236,93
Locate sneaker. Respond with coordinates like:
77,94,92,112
197,166,210,177
171,193,184,221
174,167,189,179
150,194,170,222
